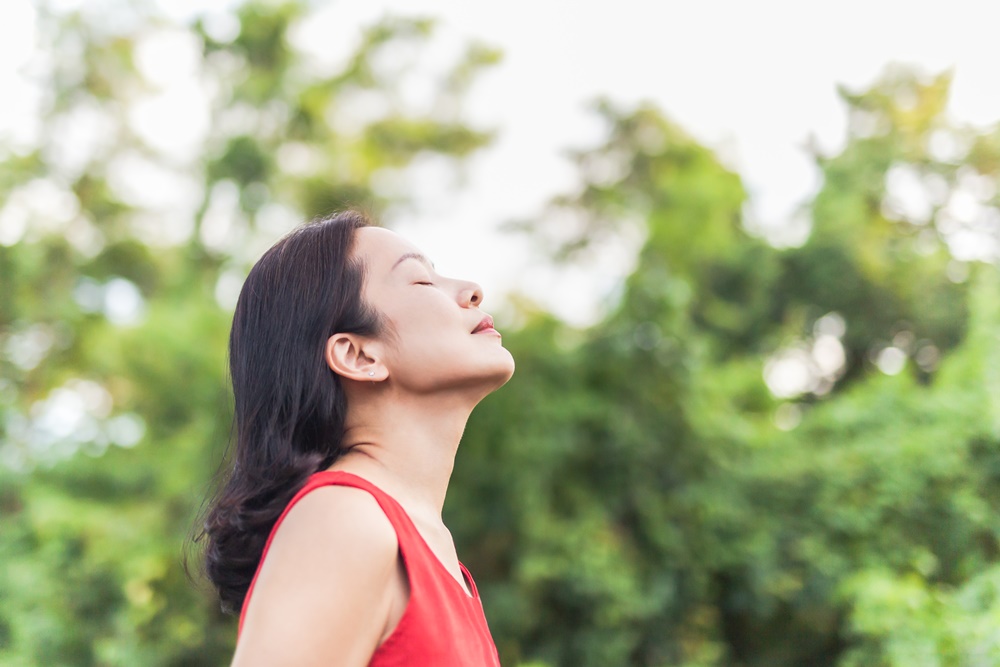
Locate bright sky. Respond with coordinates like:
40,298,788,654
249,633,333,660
2,0,998,325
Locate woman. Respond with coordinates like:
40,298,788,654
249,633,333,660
199,211,515,666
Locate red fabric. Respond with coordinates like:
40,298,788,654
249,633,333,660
238,470,502,666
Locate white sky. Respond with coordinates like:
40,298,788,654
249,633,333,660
2,0,999,325
334,0,1000,324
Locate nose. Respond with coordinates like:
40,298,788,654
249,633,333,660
459,281,484,307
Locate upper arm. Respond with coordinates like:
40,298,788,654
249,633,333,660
232,486,399,667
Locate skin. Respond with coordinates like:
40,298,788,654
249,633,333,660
232,227,515,667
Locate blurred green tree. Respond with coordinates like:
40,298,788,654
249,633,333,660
2,0,999,664
0,1,499,664
454,67,1000,666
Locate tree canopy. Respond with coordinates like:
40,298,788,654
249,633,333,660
1,2,999,666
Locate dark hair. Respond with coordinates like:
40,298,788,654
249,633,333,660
197,211,383,613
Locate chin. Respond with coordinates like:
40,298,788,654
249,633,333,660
460,353,516,400
403,347,516,396
490,348,516,385
484,360,515,394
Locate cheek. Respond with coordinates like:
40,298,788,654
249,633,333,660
381,303,458,365
392,290,465,341
376,293,509,389
390,329,465,370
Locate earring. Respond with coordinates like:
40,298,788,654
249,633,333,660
368,371,375,377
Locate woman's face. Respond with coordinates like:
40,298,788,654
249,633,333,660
353,226,515,395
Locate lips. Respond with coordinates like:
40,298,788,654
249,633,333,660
472,315,496,334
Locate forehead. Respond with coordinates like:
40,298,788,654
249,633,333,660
353,227,420,268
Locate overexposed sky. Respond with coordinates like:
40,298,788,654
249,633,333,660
2,0,998,324
328,0,1000,323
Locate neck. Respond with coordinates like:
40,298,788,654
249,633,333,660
331,386,480,518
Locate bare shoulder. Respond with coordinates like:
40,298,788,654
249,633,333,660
233,485,400,667
278,484,398,553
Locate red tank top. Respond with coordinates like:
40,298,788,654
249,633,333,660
238,470,502,666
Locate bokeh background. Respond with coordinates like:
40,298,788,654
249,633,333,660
2,1,1000,665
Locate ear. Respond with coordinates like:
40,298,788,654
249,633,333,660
325,333,386,382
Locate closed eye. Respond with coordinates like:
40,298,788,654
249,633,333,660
414,281,434,286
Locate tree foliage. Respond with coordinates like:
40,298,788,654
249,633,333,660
1,2,999,666
1,2,498,664
454,69,1000,666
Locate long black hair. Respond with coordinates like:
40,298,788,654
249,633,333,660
197,211,384,613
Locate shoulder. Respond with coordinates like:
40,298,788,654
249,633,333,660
234,484,400,667
279,483,399,556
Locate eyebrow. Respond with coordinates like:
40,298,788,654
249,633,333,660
391,252,435,271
